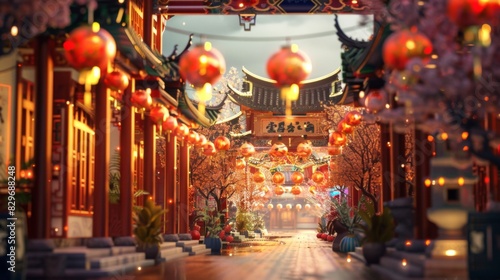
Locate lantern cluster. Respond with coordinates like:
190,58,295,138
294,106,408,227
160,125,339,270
329,110,362,152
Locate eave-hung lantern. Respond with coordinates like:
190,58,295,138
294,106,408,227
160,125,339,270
179,41,226,116
267,43,312,116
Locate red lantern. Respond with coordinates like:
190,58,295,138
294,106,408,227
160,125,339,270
130,89,152,109
149,105,169,124
174,124,190,140
291,185,302,195
225,235,234,243
270,142,288,157
63,24,116,71
345,111,362,126
311,171,325,184
328,144,342,156
383,29,433,71
253,171,266,183
337,120,354,134
202,142,217,156
240,142,255,158
272,172,285,185
329,131,347,146
179,42,225,114
291,171,304,185
235,158,246,170
274,185,285,196
104,71,129,92
196,134,207,147
296,141,312,158
213,136,231,151
266,44,312,115
187,131,200,146
448,0,500,28
163,116,178,133
364,90,387,112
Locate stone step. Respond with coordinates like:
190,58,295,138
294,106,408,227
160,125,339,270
89,252,146,269
176,240,200,248
379,255,424,278
184,244,211,256
160,246,183,256
160,242,177,250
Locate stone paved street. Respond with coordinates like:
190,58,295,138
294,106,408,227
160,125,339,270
97,230,382,280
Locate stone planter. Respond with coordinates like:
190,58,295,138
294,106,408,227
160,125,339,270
339,235,360,253
138,245,160,260
204,237,222,255
362,242,386,265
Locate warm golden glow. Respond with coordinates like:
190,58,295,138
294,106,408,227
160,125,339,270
425,240,431,246
406,40,415,50
291,44,299,53
10,26,18,36
402,259,407,266
424,179,431,187
204,41,212,51
458,177,465,186
479,24,492,47
461,131,469,140
427,135,434,142
438,177,445,186
441,132,448,140
92,22,100,32
445,249,457,256
405,241,411,246
347,256,352,263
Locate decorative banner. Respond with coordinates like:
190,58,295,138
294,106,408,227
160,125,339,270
254,115,325,137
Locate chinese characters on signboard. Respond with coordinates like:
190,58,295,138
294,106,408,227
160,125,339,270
265,121,315,134
255,116,325,137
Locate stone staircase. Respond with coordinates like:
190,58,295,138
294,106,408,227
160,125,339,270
159,242,190,260
349,247,426,280
176,240,211,256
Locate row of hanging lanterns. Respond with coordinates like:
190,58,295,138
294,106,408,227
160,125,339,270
266,203,315,211
328,110,362,149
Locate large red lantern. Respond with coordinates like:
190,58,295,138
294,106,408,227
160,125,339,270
213,136,231,151
104,71,129,100
187,131,200,146
63,24,116,71
274,185,285,196
329,131,347,146
149,105,169,124
130,89,152,109
270,142,288,157
196,134,207,147
266,44,312,116
253,171,266,183
291,171,304,185
345,111,362,126
364,90,387,112
311,171,325,184
272,172,285,185
337,120,354,134
163,116,178,141
328,144,342,156
179,42,226,114
202,142,217,156
174,124,190,139
240,142,255,158
383,29,433,71
296,141,312,158
447,0,500,28
291,185,302,195
235,158,246,170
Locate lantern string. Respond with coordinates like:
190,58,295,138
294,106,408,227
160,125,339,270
164,25,369,42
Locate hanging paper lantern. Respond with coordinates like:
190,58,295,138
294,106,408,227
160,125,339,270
311,171,325,184
187,131,200,146
345,111,362,126
383,29,433,70
328,144,342,156
267,203,274,210
174,123,189,139
240,142,256,158
276,203,283,210
447,0,500,28
104,70,129,98
130,89,153,109
63,24,116,71
149,105,169,124
235,158,246,170
202,141,217,156
329,131,347,146
266,44,312,116
260,186,270,193
270,142,288,157
196,134,207,147
286,203,292,210
213,136,231,151
296,141,312,158
291,185,302,195
253,171,266,183
274,185,285,196
296,204,302,211
272,172,286,185
291,171,304,185
163,116,178,142
179,42,226,115
308,186,317,194
338,120,354,134
364,90,387,112
304,203,311,210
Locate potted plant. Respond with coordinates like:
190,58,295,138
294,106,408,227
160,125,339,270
195,206,226,254
331,195,362,252
235,210,254,237
358,206,395,265
132,199,167,260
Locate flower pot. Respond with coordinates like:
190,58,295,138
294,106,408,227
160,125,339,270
138,245,160,260
204,237,222,255
332,232,348,252
339,235,360,253
362,242,386,265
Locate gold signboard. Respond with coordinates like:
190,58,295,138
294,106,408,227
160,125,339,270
254,114,326,137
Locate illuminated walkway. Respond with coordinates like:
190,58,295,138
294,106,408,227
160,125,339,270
96,230,382,280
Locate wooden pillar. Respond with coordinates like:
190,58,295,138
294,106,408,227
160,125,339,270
380,123,392,202
155,140,166,225
392,129,407,198
165,134,177,233
120,86,134,236
179,143,190,233
32,36,53,238
93,73,110,237
143,118,156,199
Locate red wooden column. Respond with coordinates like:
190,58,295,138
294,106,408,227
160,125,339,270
119,86,134,236
380,123,392,203
165,134,177,233
391,129,407,198
179,142,190,233
32,36,53,238
93,72,110,237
